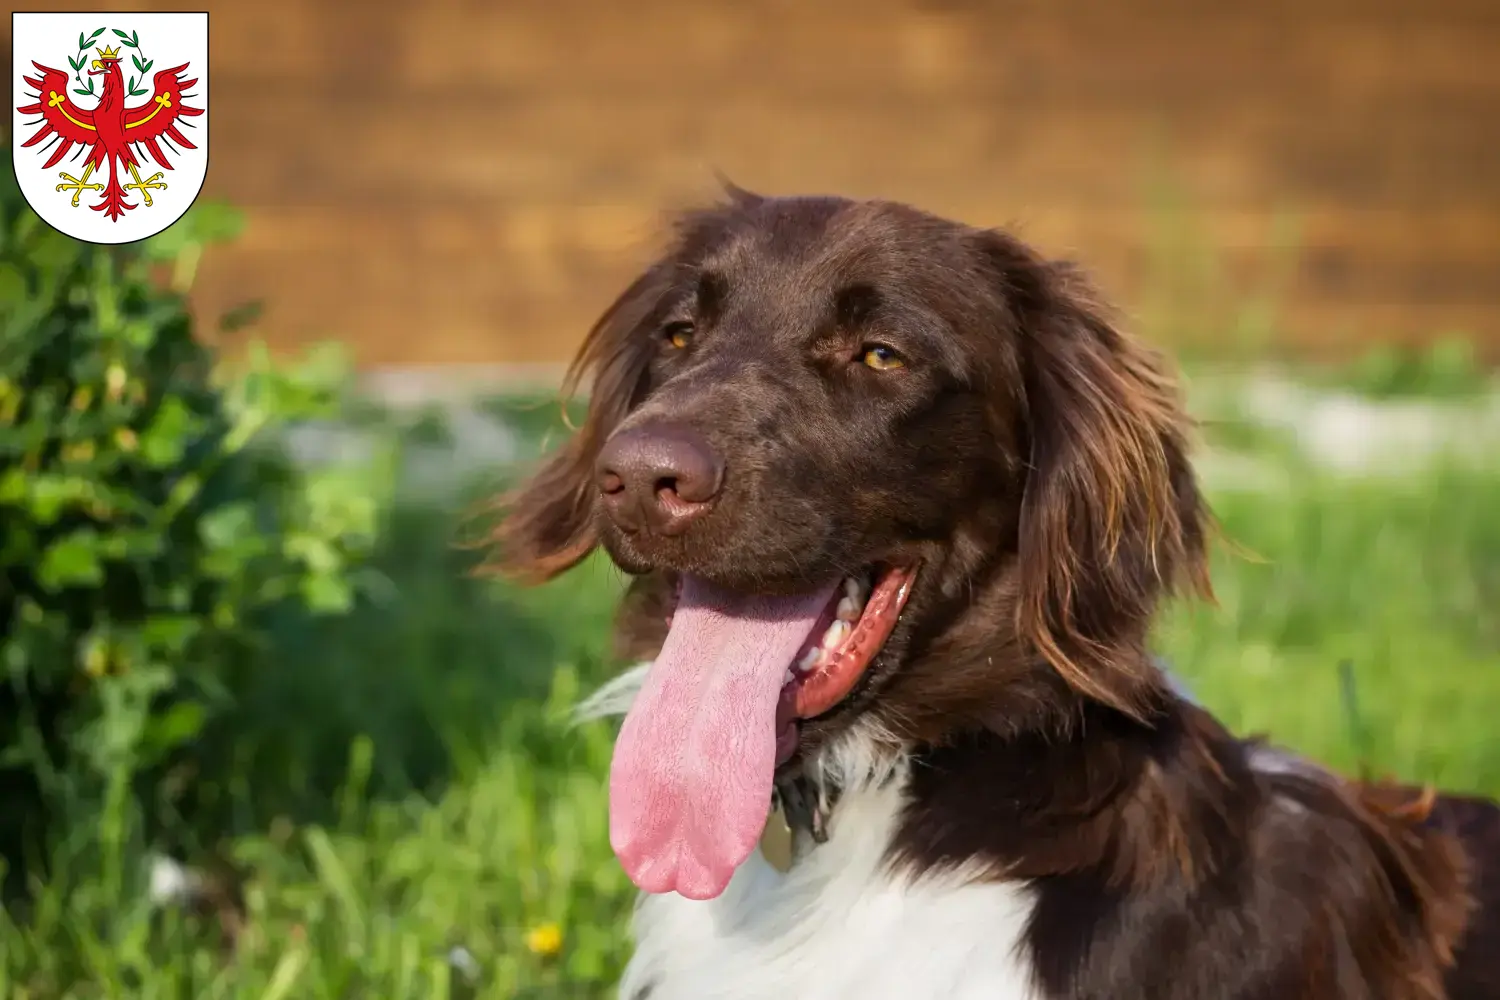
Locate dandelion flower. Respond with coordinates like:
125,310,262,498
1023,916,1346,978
525,922,563,957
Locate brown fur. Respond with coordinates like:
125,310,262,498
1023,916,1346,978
489,188,1499,999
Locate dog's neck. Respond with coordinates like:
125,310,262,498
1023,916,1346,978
767,681,1235,885
899,697,1250,883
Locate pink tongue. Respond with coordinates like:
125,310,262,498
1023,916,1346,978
608,574,838,899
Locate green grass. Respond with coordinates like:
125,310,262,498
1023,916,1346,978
1163,464,1500,789
3,384,1499,999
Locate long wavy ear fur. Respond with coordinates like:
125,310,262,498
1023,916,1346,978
482,264,673,582
979,231,1212,719
481,191,759,582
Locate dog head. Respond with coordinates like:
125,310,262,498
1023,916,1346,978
492,188,1211,897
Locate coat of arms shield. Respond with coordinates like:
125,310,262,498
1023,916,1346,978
12,11,209,244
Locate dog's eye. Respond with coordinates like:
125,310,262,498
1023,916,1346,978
663,321,694,350
860,344,904,371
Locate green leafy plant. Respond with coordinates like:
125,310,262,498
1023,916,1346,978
0,153,385,875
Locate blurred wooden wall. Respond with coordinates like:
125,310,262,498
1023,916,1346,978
10,0,1500,369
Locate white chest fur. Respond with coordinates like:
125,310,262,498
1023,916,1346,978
616,777,1042,1000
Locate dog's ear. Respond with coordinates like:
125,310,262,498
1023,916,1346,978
485,263,674,582
979,232,1212,719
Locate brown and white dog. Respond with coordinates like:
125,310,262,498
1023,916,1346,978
493,189,1500,1000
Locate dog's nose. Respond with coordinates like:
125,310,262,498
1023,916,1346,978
596,424,724,535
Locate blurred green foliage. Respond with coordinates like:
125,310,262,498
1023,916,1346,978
1336,336,1489,400
0,155,385,877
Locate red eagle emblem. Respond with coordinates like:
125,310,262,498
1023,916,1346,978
16,29,203,222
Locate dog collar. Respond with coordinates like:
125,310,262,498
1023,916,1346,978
763,773,835,872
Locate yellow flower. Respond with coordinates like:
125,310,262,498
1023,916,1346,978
524,922,563,958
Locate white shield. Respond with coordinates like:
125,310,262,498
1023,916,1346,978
12,11,209,245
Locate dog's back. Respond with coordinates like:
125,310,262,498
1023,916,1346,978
1421,792,1500,997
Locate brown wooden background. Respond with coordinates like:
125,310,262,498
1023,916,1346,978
10,0,1500,370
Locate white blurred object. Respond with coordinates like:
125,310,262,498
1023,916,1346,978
447,945,482,982
147,852,204,907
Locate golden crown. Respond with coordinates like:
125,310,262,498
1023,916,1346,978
95,44,120,60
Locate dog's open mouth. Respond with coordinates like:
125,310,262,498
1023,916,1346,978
774,565,917,759
608,563,918,900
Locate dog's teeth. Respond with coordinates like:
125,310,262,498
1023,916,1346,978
835,596,862,622
843,577,862,602
797,646,822,672
784,668,795,685
821,619,851,650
